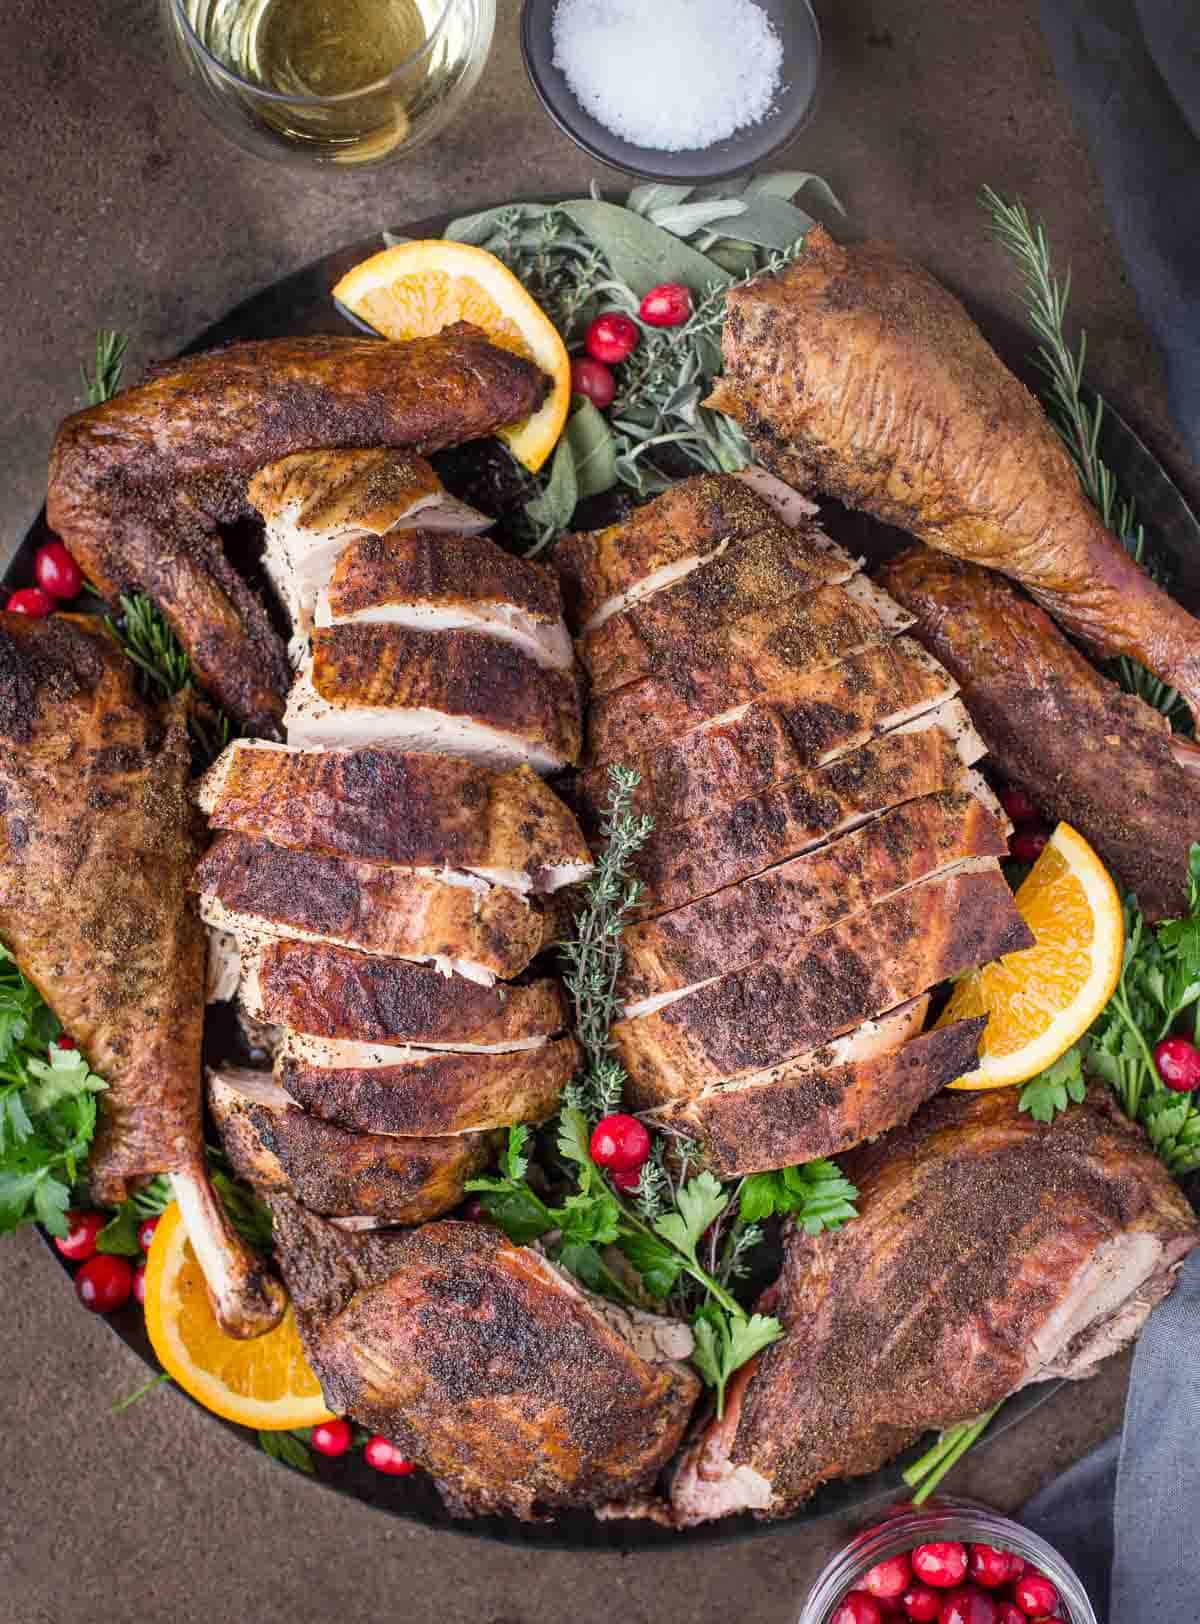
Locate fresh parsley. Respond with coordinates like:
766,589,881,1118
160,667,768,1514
1018,1047,1088,1125
738,1159,860,1235
0,948,107,1237
690,1305,784,1420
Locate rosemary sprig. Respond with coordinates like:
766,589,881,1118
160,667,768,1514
982,187,1191,731
81,329,128,406
105,593,234,765
902,1405,1002,1505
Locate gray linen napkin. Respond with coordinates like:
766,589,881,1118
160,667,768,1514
1021,1248,1200,1622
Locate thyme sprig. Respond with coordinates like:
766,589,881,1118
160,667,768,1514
982,187,1191,731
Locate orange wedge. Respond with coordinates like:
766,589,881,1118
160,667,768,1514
333,240,571,472
143,1202,332,1431
940,822,1123,1089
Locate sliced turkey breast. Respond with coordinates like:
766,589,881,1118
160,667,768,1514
618,792,1007,1006
555,473,854,634
208,1068,495,1222
248,447,490,636
611,861,1031,1096
239,937,564,1048
314,529,573,671
643,1011,987,1175
277,1031,580,1137
578,637,958,818
197,742,592,894
285,626,581,773
192,834,547,985
625,711,979,917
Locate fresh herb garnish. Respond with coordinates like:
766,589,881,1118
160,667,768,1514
982,187,1191,732
0,948,107,1237
1017,1047,1088,1125
257,1428,315,1474
738,1159,860,1235
105,591,235,766
81,329,129,406
903,1404,1003,1506
95,1174,173,1255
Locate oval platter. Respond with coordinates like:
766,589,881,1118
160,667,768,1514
10,206,1200,1550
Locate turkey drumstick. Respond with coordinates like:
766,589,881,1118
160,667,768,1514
46,327,549,736
0,612,284,1337
709,227,1200,722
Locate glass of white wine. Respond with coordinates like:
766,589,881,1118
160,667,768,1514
162,0,496,166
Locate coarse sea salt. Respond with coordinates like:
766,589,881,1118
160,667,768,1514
551,0,784,153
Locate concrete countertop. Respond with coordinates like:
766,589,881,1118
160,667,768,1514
2,2,1196,1620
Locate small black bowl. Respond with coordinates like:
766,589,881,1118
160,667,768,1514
520,0,823,183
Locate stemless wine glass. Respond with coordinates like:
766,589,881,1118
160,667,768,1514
162,0,496,166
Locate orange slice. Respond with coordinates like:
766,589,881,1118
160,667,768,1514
333,240,570,472
143,1202,332,1430
940,822,1123,1088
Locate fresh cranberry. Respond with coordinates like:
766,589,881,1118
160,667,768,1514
901,1587,942,1622
1153,1036,1200,1092
570,355,616,409
132,1261,147,1305
33,542,83,601
994,1606,1025,1624
639,281,692,327
5,587,55,618
1012,1574,1058,1618
1009,827,1049,864
364,1435,416,1475
864,1555,913,1601
831,1593,883,1624
137,1215,161,1252
939,1590,997,1624
311,1418,354,1457
53,1035,77,1051
585,312,639,364
590,1113,651,1172
611,1167,642,1192
54,1209,106,1262
969,1546,1013,1588
911,1544,968,1589
998,786,1038,824
1005,1558,1026,1582
75,1253,133,1313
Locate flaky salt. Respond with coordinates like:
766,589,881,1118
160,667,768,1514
551,0,784,153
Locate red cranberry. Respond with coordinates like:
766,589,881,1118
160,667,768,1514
137,1215,161,1252
34,542,83,601
1009,827,1049,864
864,1555,913,1601
901,1585,942,1622
364,1435,416,1475
54,1035,77,1051
590,1113,651,1172
54,1209,106,1262
570,355,616,409
994,1606,1025,1624
639,281,692,327
1012,1574,1058,1618
1005,1558,1026,1582
939,1590,997,1624
969,1546,1013,1588
5,587,55,618
611,1166,642,1192
911,1543,968,1589
585,312,639,364
75,1253,133,1313
311,1418,353,1457
1154,1036,1200,1092
831,1593,883,1624
998,786,1038,824
132,1261,147,1305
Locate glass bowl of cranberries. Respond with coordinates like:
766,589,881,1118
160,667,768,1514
796,1500,1098,1624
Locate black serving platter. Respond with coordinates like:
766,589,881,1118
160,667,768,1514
11,213,1200,1549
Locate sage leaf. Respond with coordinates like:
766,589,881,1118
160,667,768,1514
561,200,732,297
626,183,694,216
444,202,549,245
648,199,747,238
744,171,846,215
564,397,617,498
526,434,578,533
708,195,818,252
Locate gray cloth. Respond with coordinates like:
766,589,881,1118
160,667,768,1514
1021,1248,1200,1622
1039,0,1200,468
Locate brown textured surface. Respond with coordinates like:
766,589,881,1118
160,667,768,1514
192,833,547,979
612,865,1031,1096
882,545,1200,921
247,938,565,1045
270,1204,701,1519
6,0,1200,1606
309,621,582,765
712,227,1200,719
279,1034,581,1136
327,527,564,622
646,1017,985,1175
249,447,444,533
673,1088,1200,1521
200,743,592,888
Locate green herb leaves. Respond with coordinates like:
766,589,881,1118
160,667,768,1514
258,1429,315,1474
0,947,107,1236
81,329,128,406
559,199,733,298
653,1171,728,1266
738,1159,860,1234
1018,1047,1087,1124
691,1307,782,1419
